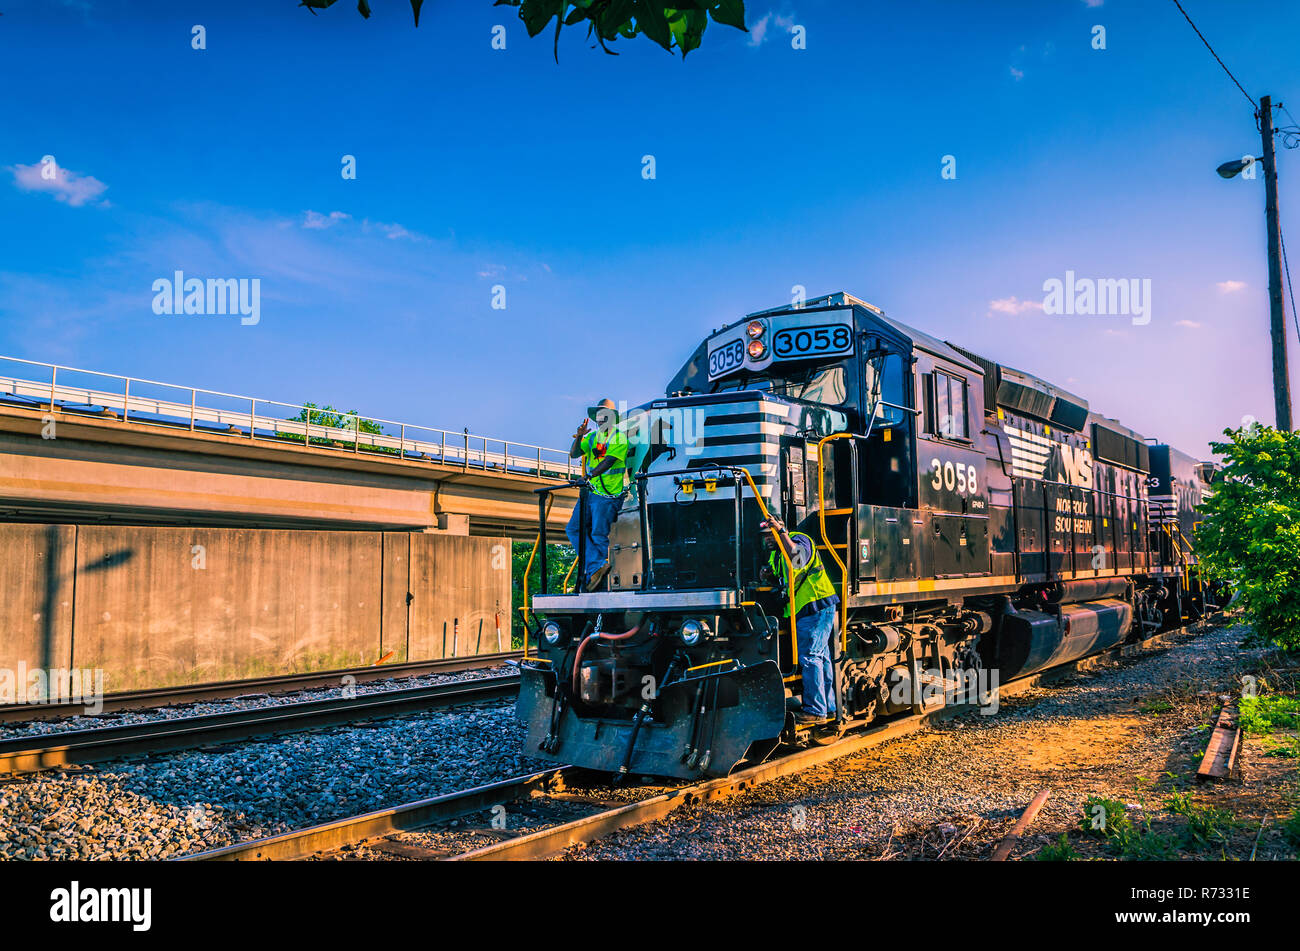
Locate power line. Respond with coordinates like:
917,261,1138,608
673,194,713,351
1170,0,1257,110
1282,227,1300,347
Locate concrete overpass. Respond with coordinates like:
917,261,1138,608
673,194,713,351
0,357,577,540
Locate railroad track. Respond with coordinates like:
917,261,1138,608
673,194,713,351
0,651,522,724
182,616,1223,862
0,674,520,776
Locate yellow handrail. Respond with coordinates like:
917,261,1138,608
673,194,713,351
1162,522,1195,589
816,432,853,649
734,466,799,673
518,493,556,659
563,552,579,593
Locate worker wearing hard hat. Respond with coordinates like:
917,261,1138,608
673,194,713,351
760,515,839,726
566,398,629,591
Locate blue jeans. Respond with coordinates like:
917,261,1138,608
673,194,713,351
565,491,623,582
796,604,838,718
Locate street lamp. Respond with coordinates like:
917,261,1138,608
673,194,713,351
1216,156,1260,179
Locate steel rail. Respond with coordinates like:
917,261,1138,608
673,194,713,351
180,616,1222,862
0,651,522,724
0,674,520,776
180,768,574,862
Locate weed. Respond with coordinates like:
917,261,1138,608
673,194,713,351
1280,809,1300,848
1166,793,1235,848
1079,796,1130,838
1239,694,1300,735
1140,699,1174,715
1037,833,1080,861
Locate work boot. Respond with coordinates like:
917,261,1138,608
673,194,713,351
585,561,611,592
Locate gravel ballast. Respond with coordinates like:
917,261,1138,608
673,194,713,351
0,700,549,860
0,664,517,741
561,623,1278,860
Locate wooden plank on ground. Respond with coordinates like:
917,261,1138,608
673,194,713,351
1197,701,1241,782
990,788,1051,861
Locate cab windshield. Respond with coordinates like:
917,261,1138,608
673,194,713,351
711,362,848,406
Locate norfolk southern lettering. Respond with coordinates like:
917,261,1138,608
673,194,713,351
49,881,151,932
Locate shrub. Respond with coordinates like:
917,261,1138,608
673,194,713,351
1197,425,1300,652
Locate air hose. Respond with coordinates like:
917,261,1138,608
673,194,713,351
570,623,643,697
614,653,685,784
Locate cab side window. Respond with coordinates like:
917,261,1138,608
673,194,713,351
930,369,969,440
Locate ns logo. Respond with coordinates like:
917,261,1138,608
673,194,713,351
1059,443,1094,489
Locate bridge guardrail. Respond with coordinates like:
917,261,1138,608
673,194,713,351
0,355,575,480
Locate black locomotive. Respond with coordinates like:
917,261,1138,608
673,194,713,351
519,292,1219,780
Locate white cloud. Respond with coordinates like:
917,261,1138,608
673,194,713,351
987,295,1043,316
1216,280,1246,293
302,210,351,229
1175,319,1202,328
368,220,416,241
1083,0,1104,8
300,210,421,241
748,12,795,47
1009,66,1025,81
9,160,109,207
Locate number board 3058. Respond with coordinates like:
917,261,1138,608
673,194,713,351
772,324,853,360
707,338,745,379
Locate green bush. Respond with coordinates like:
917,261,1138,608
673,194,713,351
1197,425,1300,652
1239,693,1300,734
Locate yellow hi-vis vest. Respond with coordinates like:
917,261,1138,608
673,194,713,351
580,426,629,497
768,531,838,617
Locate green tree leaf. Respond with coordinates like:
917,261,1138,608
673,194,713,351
520,0,565,37
634,0,673,51
311,1,748,57
709,0,746,30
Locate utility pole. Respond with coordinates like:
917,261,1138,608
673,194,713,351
1260,95,1292,431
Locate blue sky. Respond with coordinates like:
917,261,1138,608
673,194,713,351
3,0,1299,457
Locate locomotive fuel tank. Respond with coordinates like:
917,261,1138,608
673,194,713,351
983,597,1133,679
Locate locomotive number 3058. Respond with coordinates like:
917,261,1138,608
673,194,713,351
772,324,852,359
708,339,744,377
929,458,978,495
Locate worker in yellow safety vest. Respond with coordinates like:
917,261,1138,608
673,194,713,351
566,398,629,591
760,515,839,723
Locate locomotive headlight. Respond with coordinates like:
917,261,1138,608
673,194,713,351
746,320,765,339
541,620,563,645
678,618,709,646
747,340,767,359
